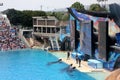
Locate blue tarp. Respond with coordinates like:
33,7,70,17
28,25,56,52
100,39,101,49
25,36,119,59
71,8,90,21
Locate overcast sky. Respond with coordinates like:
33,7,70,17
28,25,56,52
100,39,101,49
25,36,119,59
0,0,120,11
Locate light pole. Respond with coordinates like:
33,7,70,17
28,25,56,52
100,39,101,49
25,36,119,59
40,5,42,11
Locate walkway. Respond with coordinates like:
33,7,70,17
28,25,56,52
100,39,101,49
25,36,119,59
62,58,109,73
50,51,111,73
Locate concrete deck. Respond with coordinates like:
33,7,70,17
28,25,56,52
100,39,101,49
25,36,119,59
50,51,111,73
62,58,109,73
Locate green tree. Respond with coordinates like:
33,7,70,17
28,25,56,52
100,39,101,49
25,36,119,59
32,11,47,16
22,10,47,28
71,2,84,10
3,9,23,25
50,12,69,21
61,12,69,21
21,13,32,28
89,4,107,12
52,12,64,20
46,11,53,16
3,9,47,28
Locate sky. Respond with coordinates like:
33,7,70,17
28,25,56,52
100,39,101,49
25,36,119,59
0,0,120,11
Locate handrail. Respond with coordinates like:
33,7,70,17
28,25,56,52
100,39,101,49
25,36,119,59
49,36,59,50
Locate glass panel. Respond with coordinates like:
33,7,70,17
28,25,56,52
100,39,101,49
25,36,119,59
43,27,46,33
47,27,50,33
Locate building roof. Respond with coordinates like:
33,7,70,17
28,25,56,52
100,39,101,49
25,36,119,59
32,16,58,20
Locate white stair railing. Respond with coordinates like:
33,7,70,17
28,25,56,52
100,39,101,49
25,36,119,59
55,37,60,50
49,36,59,50
49,37,54,50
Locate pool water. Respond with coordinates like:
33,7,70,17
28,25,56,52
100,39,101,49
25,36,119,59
0,49,108,80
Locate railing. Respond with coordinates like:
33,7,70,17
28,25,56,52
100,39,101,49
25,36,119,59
33,32,59,37
49,36,60,50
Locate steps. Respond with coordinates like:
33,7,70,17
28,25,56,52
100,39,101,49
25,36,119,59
49,36,60,50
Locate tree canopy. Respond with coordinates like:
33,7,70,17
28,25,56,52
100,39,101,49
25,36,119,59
89,4,107,12
4,9,23,25
3,9,68,28
3,9,47,28
71,2,84,11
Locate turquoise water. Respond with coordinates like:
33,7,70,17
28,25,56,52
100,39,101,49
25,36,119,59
0,49,108,80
